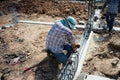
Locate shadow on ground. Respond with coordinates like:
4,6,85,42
35,56,60,80
93,33,112,42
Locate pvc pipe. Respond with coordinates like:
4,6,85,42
93,27,120,32
18,20,86,29
113,27,120,32
18,20,54,25
18,20,120,32
55,0,86,3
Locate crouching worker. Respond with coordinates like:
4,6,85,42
46,16,80,65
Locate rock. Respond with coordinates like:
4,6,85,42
75,11,81,15
109,51,114,54
3,54,17,59
64,8,70,12
0,11,4,16
78,21,85,25
84,9,88,12
108,41,120,52
14,37,24,42
1,26,7,29
86,54,93,61
83,62,87,66
98,58,120,78
115,52,120,58
111,59,119,67
1,68,10,74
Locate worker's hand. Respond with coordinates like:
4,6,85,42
100,11,106,20
100,10,104,15
72,44,80,53
100,9,106,16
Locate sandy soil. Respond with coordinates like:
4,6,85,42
0,14,83,80
0,15,53,80
0,0,120,80
82,33,120,80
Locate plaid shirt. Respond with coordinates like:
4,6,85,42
46,21,75,53
105,0,120,14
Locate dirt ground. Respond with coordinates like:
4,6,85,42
82,33,120,80
0,0,88,22
0,0,120,80
0,14,82,80
0,15,55,80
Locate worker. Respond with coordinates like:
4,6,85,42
101,0,120,35
46,16,80,65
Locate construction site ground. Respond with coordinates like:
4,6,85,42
82,32,120,80
0,14,83,80
0,0,120,80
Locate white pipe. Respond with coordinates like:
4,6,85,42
18,20,86,29
93,27,120,32
19,20,54,25
55,0,86,3
113,27,120,32
18,20,120,32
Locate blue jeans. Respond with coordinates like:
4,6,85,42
106,12,116,32
50,44,73,65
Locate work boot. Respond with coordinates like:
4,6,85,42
103,25,109,31
108,30,112,36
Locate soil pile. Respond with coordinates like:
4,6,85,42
0,0,88,21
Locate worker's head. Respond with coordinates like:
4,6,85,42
60,16,77,29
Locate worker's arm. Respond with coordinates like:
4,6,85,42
101,0,107,13
60,24,80,52
71,43,80,53
66,31,80,52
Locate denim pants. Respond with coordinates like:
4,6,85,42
106,12,116,32
50,44,73,65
